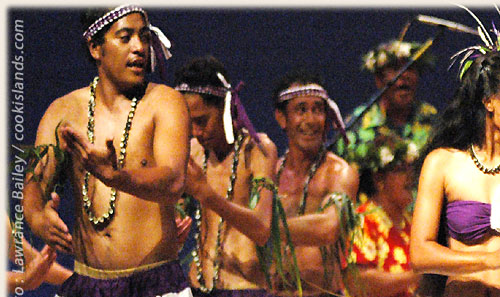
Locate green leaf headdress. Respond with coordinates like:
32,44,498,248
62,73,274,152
362,39,435,73
450,4,500,80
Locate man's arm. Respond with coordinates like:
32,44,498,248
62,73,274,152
187,134,277,246
61,86,190,204
23,99,72,253
283,159,359,246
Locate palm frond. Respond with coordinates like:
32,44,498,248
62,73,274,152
456,3,494,47
251,177,303,296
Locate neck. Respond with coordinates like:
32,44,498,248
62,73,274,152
479,117,500,162
373,191,405,224
208,138,236,163
95,75,145,110
381,99,412,127
286,144,322,175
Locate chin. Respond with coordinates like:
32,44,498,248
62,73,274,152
297,142,323,154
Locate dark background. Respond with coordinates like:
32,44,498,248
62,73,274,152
6,5,498,296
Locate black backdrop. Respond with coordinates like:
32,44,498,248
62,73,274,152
6,5,498,296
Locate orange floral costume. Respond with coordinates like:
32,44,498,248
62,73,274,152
349,199,413,297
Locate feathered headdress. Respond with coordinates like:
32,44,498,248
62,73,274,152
450,4,500,80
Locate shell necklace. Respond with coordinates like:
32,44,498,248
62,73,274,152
82,76,138,226
192,133,243,292
469,144,500,175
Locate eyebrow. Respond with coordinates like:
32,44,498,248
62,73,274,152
114,26,150,36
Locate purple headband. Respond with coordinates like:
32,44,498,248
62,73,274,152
278,84,348,143
174,84,228,98
176,74,260,145
82,4,172,82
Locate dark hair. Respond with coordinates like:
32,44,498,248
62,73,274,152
272,67,325,112
417,51,500,172
80,8,113,64
174,55,229,108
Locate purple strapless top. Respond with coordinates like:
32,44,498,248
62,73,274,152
446,200,492,242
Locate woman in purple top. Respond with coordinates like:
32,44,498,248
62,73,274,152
410,14,500,296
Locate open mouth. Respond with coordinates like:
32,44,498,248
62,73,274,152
299,130,321,139
127,60,145,72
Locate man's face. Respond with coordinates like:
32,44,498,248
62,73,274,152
185,93,225,151
378,167,414,209
277,94,327,153
376,64,419,110
93,13,151,88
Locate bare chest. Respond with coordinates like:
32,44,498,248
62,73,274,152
278,169,328,216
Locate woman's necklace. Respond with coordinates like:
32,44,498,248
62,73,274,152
82,76,138,226
469,144,500,175
276,145,326,215
192,133,243,293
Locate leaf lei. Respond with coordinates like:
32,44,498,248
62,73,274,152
15,122,69,199
251,177,303,296
337,103,433,174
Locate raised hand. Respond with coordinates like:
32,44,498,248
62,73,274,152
34,192,72,254
60,126,117,185
22,245,57,290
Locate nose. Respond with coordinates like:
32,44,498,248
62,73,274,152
303,109,320,123
130,35,146,55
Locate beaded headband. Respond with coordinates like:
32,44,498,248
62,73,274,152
278,84,329,103
82,4,172,81
278,84,348,143
174,83,228,99
176,73,260,145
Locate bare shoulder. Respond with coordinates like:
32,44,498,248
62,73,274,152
43,87,88,118
323,151,359,198
143,83,184,105
323,151,355,175
423,147,463,170
244,132,278,160
142,83,188,122
36,87,88,142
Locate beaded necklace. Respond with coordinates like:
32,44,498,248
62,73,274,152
469,144,500,175
82,77,139,226
276,145,326,215
192,132,243,293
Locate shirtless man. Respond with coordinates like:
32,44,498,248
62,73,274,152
272,69,359,296
174,55,278,296
23,5,191,297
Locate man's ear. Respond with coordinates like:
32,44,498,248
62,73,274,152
88,40,102,61
275,109,286,130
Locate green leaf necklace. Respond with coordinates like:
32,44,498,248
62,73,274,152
82,76,138,227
